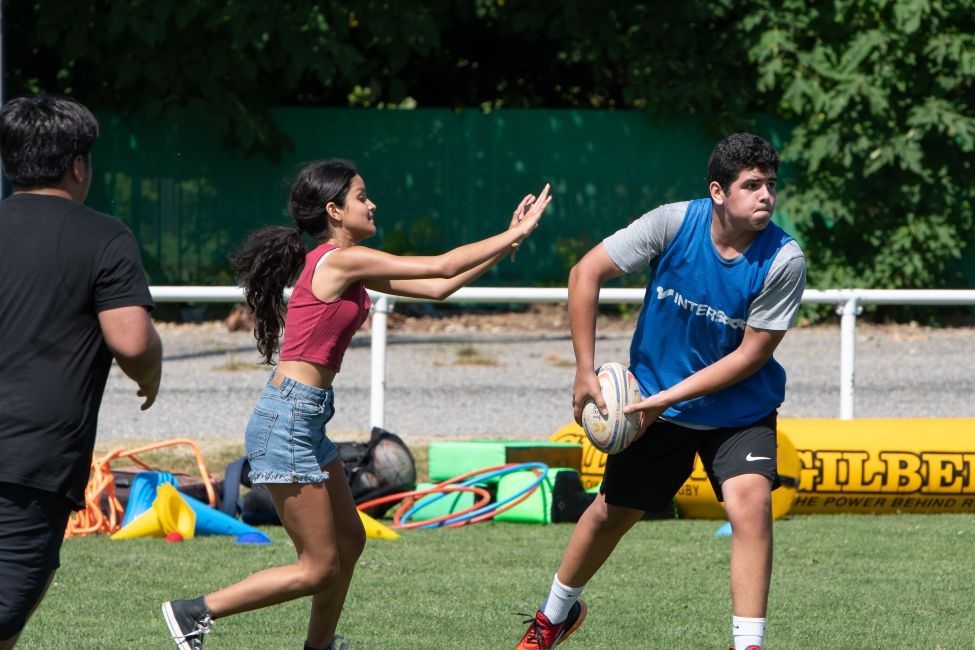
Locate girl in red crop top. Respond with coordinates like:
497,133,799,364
163,159,550,650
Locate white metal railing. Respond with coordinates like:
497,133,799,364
149,286,975,424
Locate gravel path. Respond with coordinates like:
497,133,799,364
97,319,975,448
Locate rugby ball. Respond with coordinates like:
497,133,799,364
581,362,643,455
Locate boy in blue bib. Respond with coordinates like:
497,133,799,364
516,134,806,650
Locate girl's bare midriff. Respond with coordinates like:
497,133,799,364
275,359,337,390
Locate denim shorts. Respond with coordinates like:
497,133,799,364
244,370,338,485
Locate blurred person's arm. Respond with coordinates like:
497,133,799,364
98,306,162,410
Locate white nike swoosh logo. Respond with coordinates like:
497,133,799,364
746,452,771,461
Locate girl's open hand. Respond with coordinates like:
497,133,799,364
509,183,551,261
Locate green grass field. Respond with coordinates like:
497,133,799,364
19,511,975,649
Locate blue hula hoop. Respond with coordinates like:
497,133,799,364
400,462,549,528
400,461,549,525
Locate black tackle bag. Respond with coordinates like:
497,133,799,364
221,427,417,525
337,426,417,518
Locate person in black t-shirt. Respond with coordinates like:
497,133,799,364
0,95,162,649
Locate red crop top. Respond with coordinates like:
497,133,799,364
278,244,372,371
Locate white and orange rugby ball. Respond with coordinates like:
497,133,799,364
581,362,643,455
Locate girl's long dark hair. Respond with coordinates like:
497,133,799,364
232,159,359,364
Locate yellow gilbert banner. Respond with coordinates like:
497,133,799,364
551,419,975,516
782,418,975,514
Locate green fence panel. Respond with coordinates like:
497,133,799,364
87,108,791,287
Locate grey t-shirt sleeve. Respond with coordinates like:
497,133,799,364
602,201,689,273
747,240,807,330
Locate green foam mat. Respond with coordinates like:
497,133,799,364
427,441,582,482
406,482,479,522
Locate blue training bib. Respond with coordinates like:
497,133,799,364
629,198,793,427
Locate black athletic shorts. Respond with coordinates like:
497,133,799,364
0,483,73,639
600,411,779,513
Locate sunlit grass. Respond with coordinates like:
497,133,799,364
21,513,975,649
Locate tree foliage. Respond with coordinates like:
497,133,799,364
6,1,449,155
742,0,975,289
5,1,764,148
6,0,973,290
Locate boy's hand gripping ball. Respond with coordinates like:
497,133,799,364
581,362,643,455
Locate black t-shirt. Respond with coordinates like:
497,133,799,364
0,193,154,507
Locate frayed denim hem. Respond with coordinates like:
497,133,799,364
249,471,331,485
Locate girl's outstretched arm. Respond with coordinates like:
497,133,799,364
315,185,551,301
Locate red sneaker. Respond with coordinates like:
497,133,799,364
515,600,587,649
728,646,762,650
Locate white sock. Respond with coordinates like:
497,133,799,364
539,574,584,625
733,615,766,650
